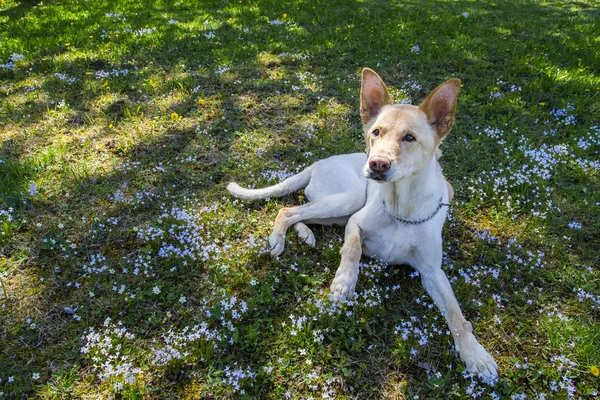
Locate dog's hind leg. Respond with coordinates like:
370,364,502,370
269,192,364,256
293,222,316,247
293,218,351,248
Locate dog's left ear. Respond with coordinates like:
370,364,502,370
419,78,461,139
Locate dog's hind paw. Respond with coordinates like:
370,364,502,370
269,233,285,257
294,223,315,247
459,335,499,379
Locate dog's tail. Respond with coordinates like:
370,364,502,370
227,163,316,201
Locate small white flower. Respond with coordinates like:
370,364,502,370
263,365,273,374
153,285,161,294
410,44,420,53
489,90,502,99
568,221,582,230
32,372,40,380
215,66,229,75
462,12,470,18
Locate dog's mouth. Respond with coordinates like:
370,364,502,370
364,171,388,182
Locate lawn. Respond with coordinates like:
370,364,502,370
0,0,599,398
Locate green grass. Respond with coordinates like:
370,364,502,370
1,0,599,398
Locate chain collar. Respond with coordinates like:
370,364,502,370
383,196,450,225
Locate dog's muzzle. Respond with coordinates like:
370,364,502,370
365,155,391,182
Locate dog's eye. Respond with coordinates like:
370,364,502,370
403,134,416,142
372,129,380,137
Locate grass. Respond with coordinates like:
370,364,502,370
0,0,599,398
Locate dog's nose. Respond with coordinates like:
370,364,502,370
369,156,391,173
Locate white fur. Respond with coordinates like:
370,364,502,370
226,163,316,201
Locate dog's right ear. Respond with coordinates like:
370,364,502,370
360,68,392,124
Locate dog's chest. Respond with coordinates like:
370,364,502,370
361,223,422,265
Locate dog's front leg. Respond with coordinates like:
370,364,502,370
330,219,362,300
419,266,498,378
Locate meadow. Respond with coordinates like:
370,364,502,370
0,0,599,398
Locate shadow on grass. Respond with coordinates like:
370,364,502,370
0,0,42,19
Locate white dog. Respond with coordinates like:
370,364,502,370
227,68,498,378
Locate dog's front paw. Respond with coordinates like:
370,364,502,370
269,232,285,256
329,269,358,301
459,334,498,379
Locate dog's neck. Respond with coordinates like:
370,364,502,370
380,156,444,221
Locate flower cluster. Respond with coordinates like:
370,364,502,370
150,292,250,366
54,72,78,83
466,108,599,219
0,53,24,70
134,27,157,36
95,68,132,79
136,203,223,262
223,364,256,394
80,319,142,388
550,103,577,126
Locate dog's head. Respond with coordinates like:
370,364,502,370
360,68,461,183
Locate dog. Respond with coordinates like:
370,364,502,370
227,68,498,378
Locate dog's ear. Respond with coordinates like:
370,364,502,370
418,78,461,139
360,68,392,124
